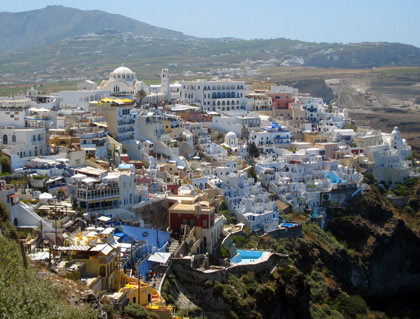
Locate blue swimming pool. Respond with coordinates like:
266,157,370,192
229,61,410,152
230,250,264,264
282,223,295,228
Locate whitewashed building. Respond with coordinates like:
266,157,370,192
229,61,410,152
180,79,246,112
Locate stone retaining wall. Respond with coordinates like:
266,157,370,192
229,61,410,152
170,253,287,284
264,224,302,239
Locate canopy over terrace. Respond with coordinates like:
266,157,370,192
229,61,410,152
81,177,98,184
98,216,112,223
39,192,53,200
148,252,171,265
72,173,87,180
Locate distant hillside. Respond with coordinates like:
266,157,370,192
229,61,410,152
306,42,420,68
0,5,187,54
1,6,420,85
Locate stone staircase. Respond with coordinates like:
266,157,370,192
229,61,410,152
168,239,179,257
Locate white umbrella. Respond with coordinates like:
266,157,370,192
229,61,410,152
72,173,87,180
103,175,118,180
86,231,98,237
81,177,97,184
39,192,53,200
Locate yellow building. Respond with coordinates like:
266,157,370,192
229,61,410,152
119,273,173,319
164,120,172,133
303,132,329,144
49,132,79,149
58,230,121,291
252,82,273,92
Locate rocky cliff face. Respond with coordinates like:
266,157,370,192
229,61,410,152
281,79,335,103
326,188,420,316
167,259,310,319
163,187,420,318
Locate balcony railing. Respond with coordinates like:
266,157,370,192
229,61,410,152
75,187,120,200
118,119,135,125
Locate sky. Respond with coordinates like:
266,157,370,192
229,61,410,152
2,0,420,47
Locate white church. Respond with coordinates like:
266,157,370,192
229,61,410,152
99,66,148,96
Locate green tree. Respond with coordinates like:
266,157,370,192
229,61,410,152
220,244,231,259
363,172,376,185
135,89,147,108
248,142,260,158
248,165,257,181
0,150,11,174
123,303,158,319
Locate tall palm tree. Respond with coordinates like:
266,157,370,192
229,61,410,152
135,89,147,108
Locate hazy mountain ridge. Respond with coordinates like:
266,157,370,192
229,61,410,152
1,6,420,84
306,42,420,68
0,5,187,54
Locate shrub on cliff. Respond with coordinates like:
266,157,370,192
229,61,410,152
332,294,367,319
123,303,158,319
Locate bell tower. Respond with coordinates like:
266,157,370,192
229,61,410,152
160,68,170,102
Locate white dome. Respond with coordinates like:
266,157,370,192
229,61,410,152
391,126,400,135
112,66,135,74
226,131,237,139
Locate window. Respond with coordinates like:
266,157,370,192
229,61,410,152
12,135,16,143
2,135,7,145
203,219,207,227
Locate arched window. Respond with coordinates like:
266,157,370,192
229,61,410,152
217,92,221,98
12,135,16,143
222,92,226,98
2,135,7,145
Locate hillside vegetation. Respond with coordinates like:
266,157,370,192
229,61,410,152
1,6,420,87
0,201,97,319
0,5,186,54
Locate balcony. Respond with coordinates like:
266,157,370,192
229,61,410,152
72,185,120,200
118,127,134,133
118,119,135,125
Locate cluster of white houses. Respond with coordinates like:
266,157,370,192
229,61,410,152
0,65,417,240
